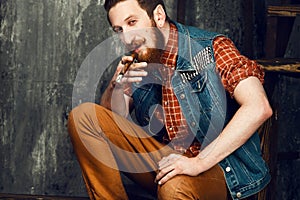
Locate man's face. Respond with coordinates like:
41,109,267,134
108,0,165,63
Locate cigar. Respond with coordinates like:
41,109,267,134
116,52,138,83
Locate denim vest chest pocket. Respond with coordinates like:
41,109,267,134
188,70,213,112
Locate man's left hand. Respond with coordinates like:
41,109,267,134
155,153,204,185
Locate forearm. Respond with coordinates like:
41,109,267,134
196,77,273,172
155,77,272,185
100,81,129,117
197,101,272,171
100,55,147,117
154,104,270,185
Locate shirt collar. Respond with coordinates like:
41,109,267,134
160,22,178,67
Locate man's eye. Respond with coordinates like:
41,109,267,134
112,26,123,33
128,20,137,26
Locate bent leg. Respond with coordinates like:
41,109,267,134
68,103,173,199
157,164,227,200
68,103,128,199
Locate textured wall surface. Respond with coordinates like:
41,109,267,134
0,0,179,197
0,0,299,199
274,75,300,200
0,0,111,196
184,0,266,58
264,71,300,200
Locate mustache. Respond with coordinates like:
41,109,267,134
125,38,146,51
124,48,163,63
136,48,164,63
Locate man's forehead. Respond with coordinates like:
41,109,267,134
108,0,142,24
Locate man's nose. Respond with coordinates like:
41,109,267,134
120,28,134,46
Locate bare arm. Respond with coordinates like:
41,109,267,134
100,80,132,117
156,76,273,184
195,76,272,170
100,55,148,117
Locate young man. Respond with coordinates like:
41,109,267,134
68,0,273,199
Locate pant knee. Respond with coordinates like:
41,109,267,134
68,102,105,138
157,174,227,200
69,102,99,118
157,175,186,200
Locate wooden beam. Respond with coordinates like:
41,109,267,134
257,58,300,73
268,6,300,17
242,0,254,58
265,16,279,58
177,0,186,24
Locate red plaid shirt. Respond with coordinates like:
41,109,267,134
214,37,264,97
124,23,264,156
159,23,192,153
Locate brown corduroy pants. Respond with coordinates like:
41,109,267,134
68,102,228,200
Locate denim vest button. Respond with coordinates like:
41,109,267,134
236,192,242,198
191,121,196,127
180,94,185,99
225,167,231,172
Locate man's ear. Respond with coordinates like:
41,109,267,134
153,4,166,28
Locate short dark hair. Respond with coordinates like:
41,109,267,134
104,0,169,22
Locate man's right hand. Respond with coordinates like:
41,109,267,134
114,55,148,84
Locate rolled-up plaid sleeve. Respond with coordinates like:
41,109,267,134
213,36,264,97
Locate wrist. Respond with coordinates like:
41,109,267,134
111,80,123,90
194,155,210,172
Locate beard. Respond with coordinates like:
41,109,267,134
125,22,165,64
136,47,164,64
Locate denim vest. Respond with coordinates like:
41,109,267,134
130,22,271,199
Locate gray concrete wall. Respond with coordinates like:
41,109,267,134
0,0,180,197
183,0,267,59
0,0,110,196
0,0,299,199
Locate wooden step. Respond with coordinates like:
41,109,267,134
0,193,89,200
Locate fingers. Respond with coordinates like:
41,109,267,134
120,55,147,71
121,55,134,66
117,60,148,84
125,68,148,77
155,154,182,185
155,166,176,185
118,69,148,83
158,154,180,169
127,61,148,71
